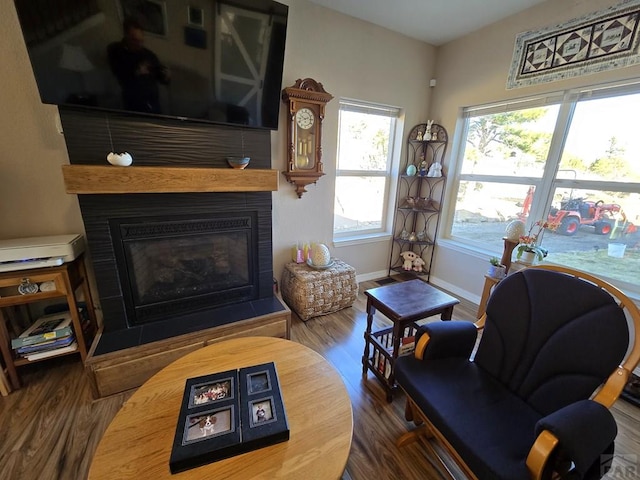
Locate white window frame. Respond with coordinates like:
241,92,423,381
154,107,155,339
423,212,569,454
333,99,403,243
443,80,640,294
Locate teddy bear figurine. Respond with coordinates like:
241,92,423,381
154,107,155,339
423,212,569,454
412,257,426,272
399,251,418,271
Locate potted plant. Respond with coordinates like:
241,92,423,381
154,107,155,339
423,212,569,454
515,220,558,264
487,257,506,279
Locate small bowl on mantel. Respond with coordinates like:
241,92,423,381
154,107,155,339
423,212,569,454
226,156,251,169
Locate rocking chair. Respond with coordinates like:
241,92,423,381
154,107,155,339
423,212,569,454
394,265,640,479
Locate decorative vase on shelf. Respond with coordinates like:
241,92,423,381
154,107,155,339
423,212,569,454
487,264,506,279
226,156,251,169
505,220,525,242
520,251,536,265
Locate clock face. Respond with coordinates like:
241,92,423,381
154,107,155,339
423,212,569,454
295,108,315,130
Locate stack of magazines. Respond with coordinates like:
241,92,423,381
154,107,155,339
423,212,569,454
11,312,77,361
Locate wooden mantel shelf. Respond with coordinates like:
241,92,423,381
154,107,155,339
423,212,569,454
62,165,279,194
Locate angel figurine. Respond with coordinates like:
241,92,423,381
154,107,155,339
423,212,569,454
427,161,442,177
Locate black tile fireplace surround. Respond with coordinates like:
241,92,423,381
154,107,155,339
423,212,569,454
59,108,283,356
79,192,280,356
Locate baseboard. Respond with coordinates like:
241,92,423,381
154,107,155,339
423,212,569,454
356,270,389,284
429,275,480,307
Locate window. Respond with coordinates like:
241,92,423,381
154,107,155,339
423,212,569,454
333,100,402,239
448,83,640,291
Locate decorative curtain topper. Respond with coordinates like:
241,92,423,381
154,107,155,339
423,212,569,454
507,0,640,89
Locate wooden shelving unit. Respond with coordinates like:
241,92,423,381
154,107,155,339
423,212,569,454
0,255,98,390
388,123,448,281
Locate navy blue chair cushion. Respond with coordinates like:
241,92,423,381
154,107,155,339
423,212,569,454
419,321,478,360
475,269,629,415
535,400,617,478
395,355,540,479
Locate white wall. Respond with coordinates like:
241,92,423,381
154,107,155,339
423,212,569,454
272,0,436,281
0,0,84,238
429,0,640,304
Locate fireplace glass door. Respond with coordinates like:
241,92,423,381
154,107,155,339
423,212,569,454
112,215,256,325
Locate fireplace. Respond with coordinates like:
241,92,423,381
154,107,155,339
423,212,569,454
111,213,258,326
59,109,291,397
76,191,276,355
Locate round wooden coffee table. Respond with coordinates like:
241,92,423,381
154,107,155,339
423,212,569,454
89,336,353,479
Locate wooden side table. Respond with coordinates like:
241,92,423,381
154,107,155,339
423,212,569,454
0,362,10,396
0,255,98,390
477,275,500,319
476,238,519,319
362,279,459,401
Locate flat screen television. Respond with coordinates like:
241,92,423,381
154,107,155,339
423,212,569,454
13,0,288,130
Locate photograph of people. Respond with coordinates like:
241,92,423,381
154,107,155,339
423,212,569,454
192,380,231,405
252,400,273,424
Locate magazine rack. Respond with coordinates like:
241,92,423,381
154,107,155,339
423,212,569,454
0,255,98,390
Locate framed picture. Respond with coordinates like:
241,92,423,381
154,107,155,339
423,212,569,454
247,369,271,394
170,369,241,474
189,376,234,407
183,407,234,444
170,363,289,474
239,362,289,449
188,6,204,27
119,0,168,37
184,27,207,49
250,398,276,426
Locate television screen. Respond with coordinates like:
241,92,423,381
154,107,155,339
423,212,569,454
13,0,288,130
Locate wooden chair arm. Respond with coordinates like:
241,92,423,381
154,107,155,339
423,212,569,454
414,332,431,360
526,430,559,480
592,366,631,408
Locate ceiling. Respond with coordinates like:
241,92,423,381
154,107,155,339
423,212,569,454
308,0,548,46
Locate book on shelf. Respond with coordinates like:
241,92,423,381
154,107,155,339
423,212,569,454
398,336,416,356
11,312,73,349
16,334,75,355
24,342,78,361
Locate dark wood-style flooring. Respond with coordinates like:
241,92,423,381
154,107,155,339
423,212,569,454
1,279,639,479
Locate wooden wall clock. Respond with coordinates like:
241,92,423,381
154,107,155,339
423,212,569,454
282,78,333,198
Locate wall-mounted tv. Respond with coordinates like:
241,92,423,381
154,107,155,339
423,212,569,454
13,0,288,130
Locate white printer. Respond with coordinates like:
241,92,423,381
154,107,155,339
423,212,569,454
0,234,85,272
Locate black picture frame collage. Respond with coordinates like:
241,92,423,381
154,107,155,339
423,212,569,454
169,362,289,474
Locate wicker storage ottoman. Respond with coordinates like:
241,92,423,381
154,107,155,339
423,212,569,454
281,259,358,321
